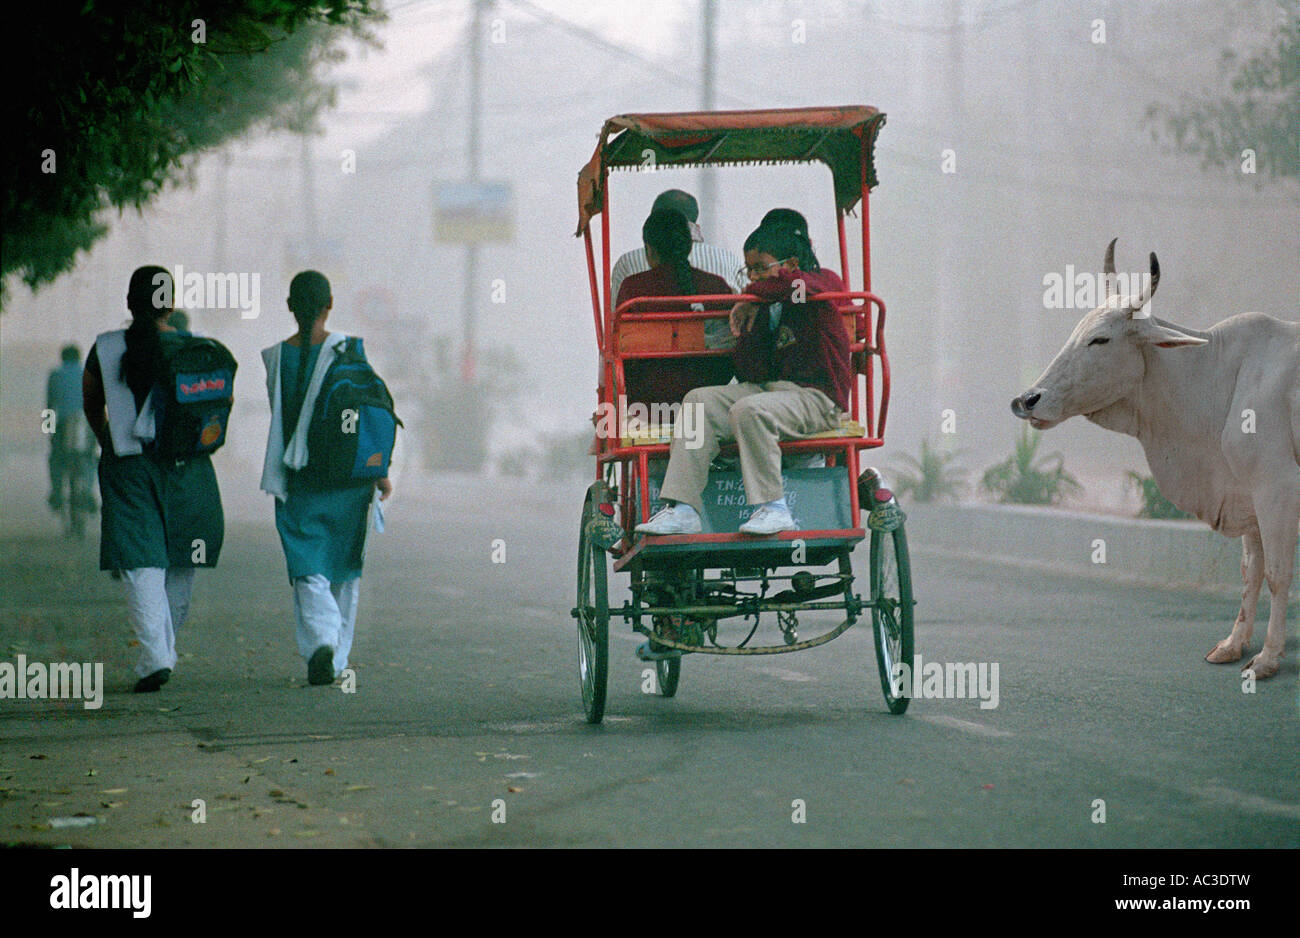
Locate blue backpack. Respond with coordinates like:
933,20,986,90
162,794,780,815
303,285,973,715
302,338,401,487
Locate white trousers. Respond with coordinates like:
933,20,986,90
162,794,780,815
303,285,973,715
293,575,360,677
121,567,196,678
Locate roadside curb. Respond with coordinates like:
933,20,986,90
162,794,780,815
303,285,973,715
901,502,1299,599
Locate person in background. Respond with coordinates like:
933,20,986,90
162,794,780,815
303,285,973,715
635,221,850,536
610,189,742,302
83,267,224,692
260,271,392,687
47,343,96,514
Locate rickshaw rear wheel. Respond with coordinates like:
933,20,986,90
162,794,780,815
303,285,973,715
870,523,914,715
656,655,680,697
576,484,610,724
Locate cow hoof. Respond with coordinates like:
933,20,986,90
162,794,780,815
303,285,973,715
1205,641,1243,664
1242,654,1279,680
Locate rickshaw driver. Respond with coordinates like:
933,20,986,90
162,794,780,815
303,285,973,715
635,222,851,536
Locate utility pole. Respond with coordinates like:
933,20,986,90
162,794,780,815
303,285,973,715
933,0,964,429
300,133,318,256
461,0,488,387
699,0,717,227
212,149,231,272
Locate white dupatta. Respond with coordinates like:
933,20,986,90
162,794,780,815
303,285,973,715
260,332,349,501
95,329,157,457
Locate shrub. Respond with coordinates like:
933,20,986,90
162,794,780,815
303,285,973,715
890,437,967,503
980,425,1082,505
1126,471,1193,519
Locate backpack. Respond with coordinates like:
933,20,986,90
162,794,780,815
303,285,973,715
301,338,401,486
151,336,238,460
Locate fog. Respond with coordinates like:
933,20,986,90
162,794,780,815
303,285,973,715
3,0,1296,514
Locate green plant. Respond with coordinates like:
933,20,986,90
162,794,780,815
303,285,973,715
1126,471,1193,519
980,425,1082,505
890,437,967,503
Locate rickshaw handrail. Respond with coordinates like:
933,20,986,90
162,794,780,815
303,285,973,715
612,290,885,320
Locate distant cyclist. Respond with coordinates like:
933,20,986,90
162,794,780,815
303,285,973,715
47,343,97,523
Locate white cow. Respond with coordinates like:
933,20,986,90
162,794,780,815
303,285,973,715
1012,240,1300,679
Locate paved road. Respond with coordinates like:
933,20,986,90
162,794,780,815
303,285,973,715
2,471,1298,847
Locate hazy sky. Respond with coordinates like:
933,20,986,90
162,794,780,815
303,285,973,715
3,0,1296,507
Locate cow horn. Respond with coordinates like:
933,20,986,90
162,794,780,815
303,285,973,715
1128,252,1160,319
1103,237,1118,299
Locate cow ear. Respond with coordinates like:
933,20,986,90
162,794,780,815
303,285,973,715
1139,321,1208,349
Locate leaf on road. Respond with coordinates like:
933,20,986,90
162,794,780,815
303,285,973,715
323,769,335,776
98,788,128,794
506,786,523,793
343,785,372,792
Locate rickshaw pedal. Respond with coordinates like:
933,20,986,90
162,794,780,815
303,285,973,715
636,642,683,662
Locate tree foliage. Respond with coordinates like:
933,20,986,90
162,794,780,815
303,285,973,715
1147,1,1300,182
2,0,380,301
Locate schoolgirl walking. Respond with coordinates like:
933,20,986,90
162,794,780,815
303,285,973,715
82,266,231,692
261,271,395,686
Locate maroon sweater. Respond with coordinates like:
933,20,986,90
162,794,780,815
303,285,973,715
617,264,736,406
734,268,852,412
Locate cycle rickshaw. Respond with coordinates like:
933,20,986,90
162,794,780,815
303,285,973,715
572,106,914,723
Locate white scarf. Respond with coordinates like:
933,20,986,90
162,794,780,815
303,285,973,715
95,329,157,457
260,332,348,501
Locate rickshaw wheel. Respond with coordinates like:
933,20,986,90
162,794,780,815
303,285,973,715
870,523,914,715
576,484,610,724
656,655,680,697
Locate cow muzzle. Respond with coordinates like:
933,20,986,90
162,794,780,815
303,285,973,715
1010,390,1040,419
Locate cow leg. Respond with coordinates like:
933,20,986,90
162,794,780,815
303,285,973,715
1206,527,1264,664
1242,506,1297,681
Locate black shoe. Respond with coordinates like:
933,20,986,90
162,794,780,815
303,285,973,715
133,668,171,693
307,646,334,686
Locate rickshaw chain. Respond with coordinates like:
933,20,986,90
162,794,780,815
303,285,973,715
632,616,859,656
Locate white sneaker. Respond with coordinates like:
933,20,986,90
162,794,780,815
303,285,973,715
739,503,797,535
635,503,702,535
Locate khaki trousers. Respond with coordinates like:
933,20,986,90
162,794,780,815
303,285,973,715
659,381,839,514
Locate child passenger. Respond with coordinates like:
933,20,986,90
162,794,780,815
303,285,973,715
635,219,851,536
260,271,392,686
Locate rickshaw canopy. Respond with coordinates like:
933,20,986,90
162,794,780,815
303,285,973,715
575,106,886,235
